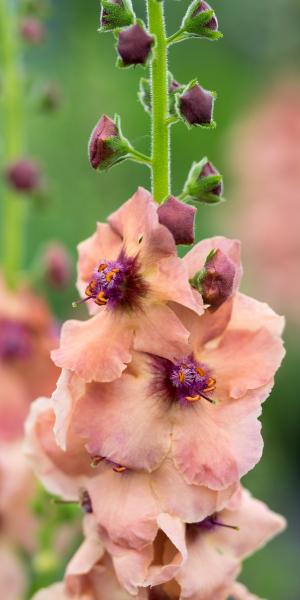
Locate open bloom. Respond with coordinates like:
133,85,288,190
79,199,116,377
30,487,285,600
52,287,284,492
25,397,235,566
0,275,58,440
52,188,203,383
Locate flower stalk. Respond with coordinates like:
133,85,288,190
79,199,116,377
147,0,170,203
0,0,26,287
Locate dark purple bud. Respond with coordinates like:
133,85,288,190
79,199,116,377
5,159,41,193
201,249,236,309
43,243,72,289
88,115,119,170
118,23,154,66
179,83,215,126
19,17,45,44
193,1,218,31
158,196,196,246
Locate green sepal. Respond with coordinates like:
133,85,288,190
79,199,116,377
181,0,222,41
138,77,151,114
99,0,135,33
182,158,224,204
97,113,132,171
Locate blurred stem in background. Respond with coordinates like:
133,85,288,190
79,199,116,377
147,0,170,203
0,0,27,287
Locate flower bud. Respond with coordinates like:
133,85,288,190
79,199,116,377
19,17,45,44
4,159,41,193
178,81,216,127
190,248,236,310
88,114,130,171
42,243,72,289
117,22,154,67
100,0,135,32
181,0,222,41
158,196,196,245
182,157,224,204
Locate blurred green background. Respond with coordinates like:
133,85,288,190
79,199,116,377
7,0,300,597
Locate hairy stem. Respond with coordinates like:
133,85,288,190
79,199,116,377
0,0,27,287
147,0,170,203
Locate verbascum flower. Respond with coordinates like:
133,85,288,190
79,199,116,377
29,484,285,600
51,188,203,383
0,275,59,440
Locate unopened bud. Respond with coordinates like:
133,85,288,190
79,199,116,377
100,0,135,32
178,81,216,127
42,243,72,289
117,22,154,67
88,114,130,171
5,159,41,194
20,17,45,44
158,196,196,246
182,0,222,41
190,248,236,310
182,157,224,204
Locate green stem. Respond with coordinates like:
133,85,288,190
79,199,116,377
166,29,186,46
129,147,152,166
147,0,170,203
0,0,26,287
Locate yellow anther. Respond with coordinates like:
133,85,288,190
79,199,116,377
113,465,127,473
98,263,107,272
95,291,108,306
179,371,185,384
185,394,201,403
196,367,206,377
204,377,216,392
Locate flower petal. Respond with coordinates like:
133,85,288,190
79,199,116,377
172,388,269,490
134,304,190,361
151,457,236,523
72,370,171,472
86,469,160,551
51,310,134,383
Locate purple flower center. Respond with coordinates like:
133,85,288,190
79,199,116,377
151,355,216,406
0,319,32,362
80,253,148,310
169,356,216,405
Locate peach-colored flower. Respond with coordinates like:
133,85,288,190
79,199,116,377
25,398,234,559
52,288,284,492
0,544,27,600
0,441,37,550
51,188,203,383
227,77,300,325
29,487,285,600
0,275,59,441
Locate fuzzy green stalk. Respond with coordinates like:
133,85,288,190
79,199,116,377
147,0,170,203
0,0,27,287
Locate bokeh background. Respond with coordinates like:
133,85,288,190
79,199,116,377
2,0,300,598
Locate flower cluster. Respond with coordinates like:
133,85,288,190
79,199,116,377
26,187,285,599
